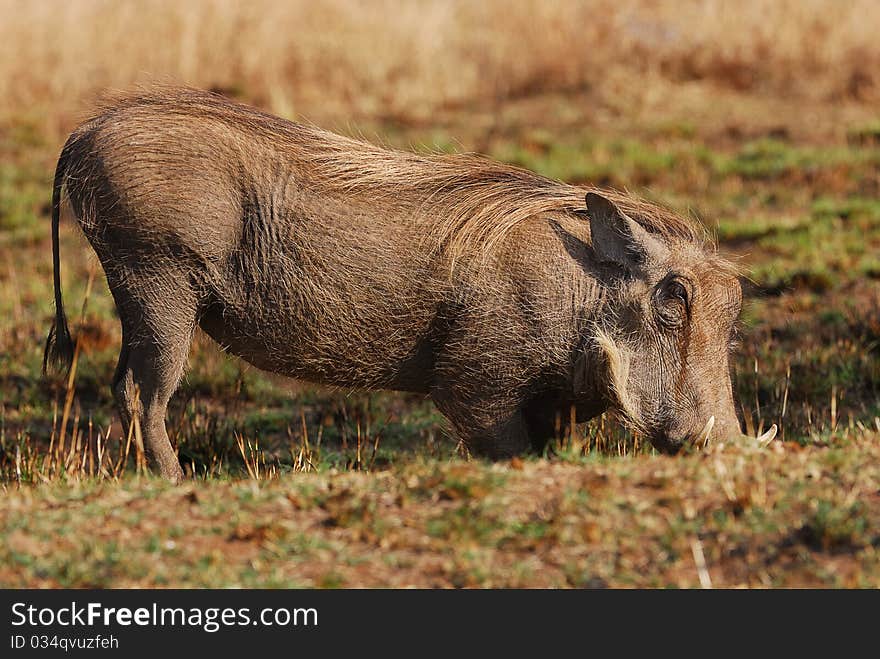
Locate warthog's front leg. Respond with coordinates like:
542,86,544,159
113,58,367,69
431,386,531,460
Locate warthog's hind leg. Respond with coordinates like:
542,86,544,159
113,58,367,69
109,277,197,483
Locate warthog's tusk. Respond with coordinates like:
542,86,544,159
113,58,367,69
698,416,715,448
756,424,777,447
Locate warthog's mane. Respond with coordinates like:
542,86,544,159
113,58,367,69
92,85,705,261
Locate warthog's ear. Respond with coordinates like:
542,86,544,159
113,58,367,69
584,192,667,271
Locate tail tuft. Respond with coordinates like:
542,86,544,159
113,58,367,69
43,316,74,377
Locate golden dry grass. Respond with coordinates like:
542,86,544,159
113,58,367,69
2,0,878,137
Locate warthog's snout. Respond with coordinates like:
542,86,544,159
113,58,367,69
650,415,778,454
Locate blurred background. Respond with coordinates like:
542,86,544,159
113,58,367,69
2,0,880,133
1,0,878,477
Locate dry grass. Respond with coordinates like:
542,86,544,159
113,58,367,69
3,437,879,587
2,0,879,138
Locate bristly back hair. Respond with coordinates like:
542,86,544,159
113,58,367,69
91,84,705,261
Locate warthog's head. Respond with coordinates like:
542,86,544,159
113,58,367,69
584,192,775,452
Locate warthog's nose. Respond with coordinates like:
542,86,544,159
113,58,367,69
650,416,777,453
648,431,689,454
648,417,716,453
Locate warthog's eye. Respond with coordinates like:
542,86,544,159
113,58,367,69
729,324,742,352
654,275,690,328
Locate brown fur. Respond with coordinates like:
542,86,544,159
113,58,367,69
45,85,744,481
87,86,702,260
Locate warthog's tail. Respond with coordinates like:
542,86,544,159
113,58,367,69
42,140,75,377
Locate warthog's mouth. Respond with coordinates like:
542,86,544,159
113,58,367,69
647,416,777,454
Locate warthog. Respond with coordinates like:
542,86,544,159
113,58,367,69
44,86,775,481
